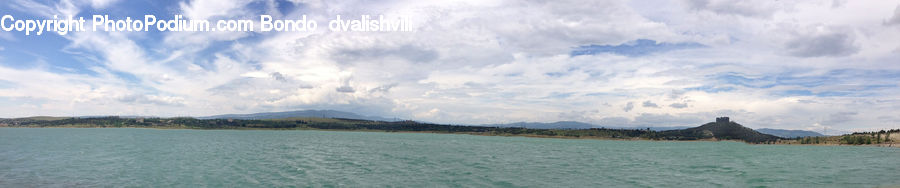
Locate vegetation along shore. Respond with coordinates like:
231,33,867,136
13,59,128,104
1,116,897,147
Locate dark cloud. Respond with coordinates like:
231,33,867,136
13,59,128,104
642,100,660,108
623,102,634,112
271,72,287,82
785,31,859,57
336,86,356,93
824,111,857,125
885,5,900,26
669,102,688,109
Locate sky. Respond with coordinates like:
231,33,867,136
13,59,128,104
1,0,899,133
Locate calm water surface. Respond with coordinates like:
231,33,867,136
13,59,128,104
1,128,898,187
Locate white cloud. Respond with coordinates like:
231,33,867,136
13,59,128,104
179,0,256,20
88,0,119,9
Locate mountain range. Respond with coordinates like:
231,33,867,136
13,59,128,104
11,109,822,137
199,110,821,136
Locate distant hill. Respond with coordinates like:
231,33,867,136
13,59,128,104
486,121,595,129
756,128,824,138
17,116,70,121
485,121,689,131
198,110,395,121
659,119,780,143
634,126,692,131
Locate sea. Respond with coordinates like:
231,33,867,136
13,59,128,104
1,128,898,187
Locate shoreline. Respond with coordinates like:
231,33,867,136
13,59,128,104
4,126,898,148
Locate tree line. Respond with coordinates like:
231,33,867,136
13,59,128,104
0,116,792,144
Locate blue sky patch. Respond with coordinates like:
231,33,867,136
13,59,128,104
571,39,705,57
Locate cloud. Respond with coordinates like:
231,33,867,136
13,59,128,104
823,112,857,125
784,27,859,57
669,102,688,108
683,0,783,18
571,39,704,57
831,0,846,8
642,100,660,108
631,113,705,127
623,102,634,112
118,94,186,106
9,0,79,18
179,0,255,20
271,72,288,82
335,86,356,93
89,0,120,9
332,45,439,64
885,5,900,26
0,32,12,41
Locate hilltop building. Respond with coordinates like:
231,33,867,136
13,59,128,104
716,117,730,124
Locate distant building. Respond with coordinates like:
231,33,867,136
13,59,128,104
716,117,730,124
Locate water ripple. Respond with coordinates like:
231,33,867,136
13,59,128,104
1,128,899,187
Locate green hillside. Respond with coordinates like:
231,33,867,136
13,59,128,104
658,118,780,143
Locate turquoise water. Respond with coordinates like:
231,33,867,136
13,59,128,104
1,128,898,187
